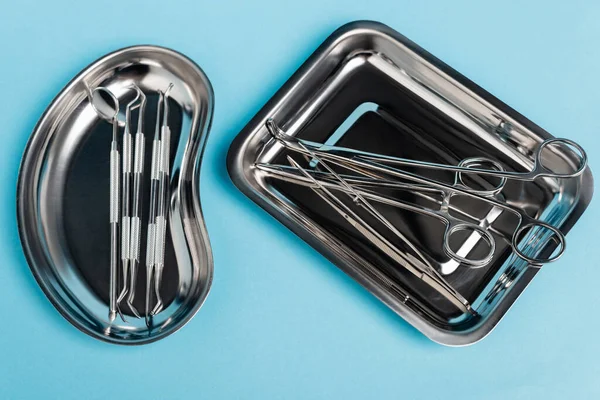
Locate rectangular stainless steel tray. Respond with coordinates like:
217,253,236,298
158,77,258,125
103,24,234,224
227,21,593,345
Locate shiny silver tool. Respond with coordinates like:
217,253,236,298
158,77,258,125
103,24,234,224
257,157,506,269
127,86,147,316
266,119,584,266
116,87,140,317
358,138,587,181
152,83,174,316
259,152,507,268
285,149,474,314
146,90,164,325
265,118,587,183
89,87,124,323
116,85,146,318
145,84,174,323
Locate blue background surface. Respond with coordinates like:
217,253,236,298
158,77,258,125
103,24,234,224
1,1,599,399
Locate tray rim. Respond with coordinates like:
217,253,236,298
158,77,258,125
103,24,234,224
226,20,594,346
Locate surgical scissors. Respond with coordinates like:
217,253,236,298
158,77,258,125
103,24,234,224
285,154,475,315
268,117,587,182
266,119,568,266
258,158,500,268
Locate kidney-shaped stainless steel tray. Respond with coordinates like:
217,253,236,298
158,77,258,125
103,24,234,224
227,21,593,345
17,46,214,344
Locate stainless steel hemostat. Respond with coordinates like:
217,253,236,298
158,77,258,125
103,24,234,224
17,46,214,344
227,21,594,345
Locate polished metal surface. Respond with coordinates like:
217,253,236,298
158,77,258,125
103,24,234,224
227,21,594,346
17,46,214,344
265,119,581,266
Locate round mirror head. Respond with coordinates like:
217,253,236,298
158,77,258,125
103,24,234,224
90,87,119,121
